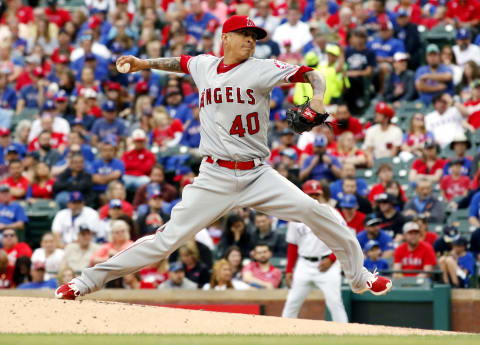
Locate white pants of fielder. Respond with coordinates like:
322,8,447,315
282,258,348,323
72,160,370,294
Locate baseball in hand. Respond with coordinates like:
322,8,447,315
116,62,130,73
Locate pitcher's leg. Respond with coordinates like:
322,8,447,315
73,165,236,294
241,166,368,290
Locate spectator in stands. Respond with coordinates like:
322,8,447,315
414,215,438,248
375,193,407,240
0,68,17,112
457,79,480,129
443,133,472,177
394,8,421,69
26,162,55,201
99,181,133,220
357,214,394,258
330,103,364,141
224,245,243,280
53,153,93,208
0,249,13,288
13,121,30,154
440,158,470,202
250,213,285,257
51,192,101,248
57,266,75,286
1,228,32,269
369,163,406,204
452,29,480,68
91,137,125,198
272,5,312,54
61,224,100,275
404,179,446,223
133,164,177,208
344,29,375,113
151,106,184,149
332,131,370,168
178,241,210,288
382,52,416,104
393,222,436,279
17,261,57,289
270,128,301,165
364,102,402,159
158,262,197,290
408,139,445,185
203,259,250,290
91,220,133,266
416,44,454,105
339,194,365,234
16,67,48,114
218,213,254,258
137,187,170,237
122,271,156,289
300,134,341,182
438,237,474,288
330,163,369,201
434,225,460,257
401,113,434,160
12,256,31,288
0,128,26,167
1,160,28,200
31,232,64,280
363,240,389,272
252,0,280,35
184,0,219,43
90,100,128,147
242,243,282,289
0,185,27,235
425,93,471,149
33,130,62,167
122,129,156,192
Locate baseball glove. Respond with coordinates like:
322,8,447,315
286,99,331,134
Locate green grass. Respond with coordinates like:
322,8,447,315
2,335,480,345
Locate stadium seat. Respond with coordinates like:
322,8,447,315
22,200,59,249
392,277,432,289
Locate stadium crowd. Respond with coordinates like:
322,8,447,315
0,0,480,293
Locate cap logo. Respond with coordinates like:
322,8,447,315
246,18,255,27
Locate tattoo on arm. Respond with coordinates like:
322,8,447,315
305,70,326,98
146,57,183,73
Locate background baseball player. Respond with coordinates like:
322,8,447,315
282,180,348,323
56,15,391,300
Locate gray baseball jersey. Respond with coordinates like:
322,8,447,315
183,54,305,161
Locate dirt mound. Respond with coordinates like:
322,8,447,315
0,297,454,335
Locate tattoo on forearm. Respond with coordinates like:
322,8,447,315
305,71,326,98
146,57,182,73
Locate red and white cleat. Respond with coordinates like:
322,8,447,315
55,282,81,300
354,270,392,296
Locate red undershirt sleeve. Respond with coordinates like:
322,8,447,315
286,243,299,274
180,55,192,74
288,66,314,83
328,253,337,263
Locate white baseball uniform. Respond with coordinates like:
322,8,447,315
281,219,348,323
71,54,370,295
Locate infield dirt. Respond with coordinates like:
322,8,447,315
0,297,458,335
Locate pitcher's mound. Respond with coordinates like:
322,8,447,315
0,297,452,335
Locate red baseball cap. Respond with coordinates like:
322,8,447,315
0,127,11,136
302,180,323,195
88,16,102,30
106,82,121,91
135,81,149,94
56,54,69,64
32,66,44,77
375,102,395,118
222,15,267,40
117,0,128,3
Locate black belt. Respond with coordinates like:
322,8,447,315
302,255,330,262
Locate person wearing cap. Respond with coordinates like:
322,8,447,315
363,240,389,273
137,186,170,237
121,129,156,191
269,128,301,165
382,52,415,104
424,93,471,148
59,15,393,300
158,261,197,290
344,29,376,113
98,181,134,220
364,101,403,159
272,4,312,54
453,28,480,67
50,29,74,67
0,128,26,166
90,100,128,147
375,192,407,239
404,178,446,223
443,133,472,177
0,67,18,112
279,148,299,175
408,138,445,185
438,236,474,288
51,191,100,247
330,103,365,141
338,194,366,234
61,224,100,275
415,44,454,105
184,0,220,43
0,184,28,234
52,153,94,208
457,79,480,130
433,225,460,257
1,159,29,200
300,134,341,182
282,179,348,322
357,213,394,258
393,221,436,279
440,157,470,202
91,137,125,194
44,0,71,28
16,65,48,114
394,6,421,69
